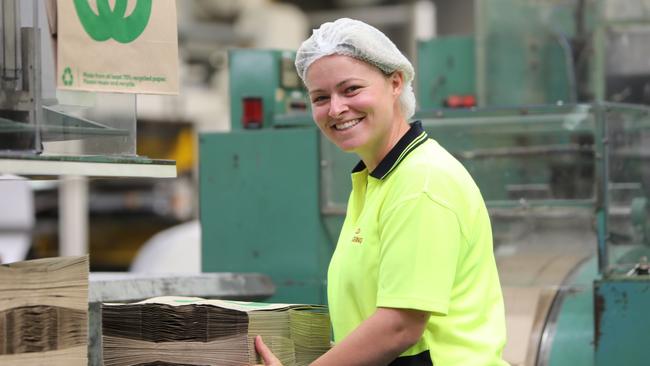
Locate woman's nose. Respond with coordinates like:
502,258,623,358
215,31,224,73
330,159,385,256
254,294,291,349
328,94,348,118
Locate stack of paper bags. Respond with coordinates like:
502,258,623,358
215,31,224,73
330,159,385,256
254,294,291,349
289,307,332,365
0,256,89,366
102,296,331,366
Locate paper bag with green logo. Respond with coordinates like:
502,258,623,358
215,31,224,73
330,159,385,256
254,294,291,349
57,0,178,94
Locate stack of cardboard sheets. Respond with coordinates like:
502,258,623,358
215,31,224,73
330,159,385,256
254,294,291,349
102,296,331,366
0,256,89,366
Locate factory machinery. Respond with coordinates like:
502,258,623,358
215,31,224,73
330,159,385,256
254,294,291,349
200,1,650,365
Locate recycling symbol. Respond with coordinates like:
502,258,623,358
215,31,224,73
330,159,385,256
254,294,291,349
62,67,74,86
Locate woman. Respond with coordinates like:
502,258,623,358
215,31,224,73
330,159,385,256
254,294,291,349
256,18,508,366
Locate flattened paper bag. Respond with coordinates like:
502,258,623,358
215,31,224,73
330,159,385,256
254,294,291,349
57,0,178,94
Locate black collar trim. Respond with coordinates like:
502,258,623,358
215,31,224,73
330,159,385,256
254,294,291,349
352,121,428,179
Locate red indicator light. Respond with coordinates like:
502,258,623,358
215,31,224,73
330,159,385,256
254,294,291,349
462,95,476,107
242,97,263,129
444,95,476,108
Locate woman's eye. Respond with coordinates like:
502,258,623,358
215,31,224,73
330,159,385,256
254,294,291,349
345,85,361,94
312,95,328,103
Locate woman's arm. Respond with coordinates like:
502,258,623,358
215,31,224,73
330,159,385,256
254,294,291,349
256,307,430,366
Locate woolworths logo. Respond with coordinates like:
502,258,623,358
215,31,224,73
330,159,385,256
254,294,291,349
73,0,152,43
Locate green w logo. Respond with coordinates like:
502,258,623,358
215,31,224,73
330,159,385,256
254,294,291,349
73,0,152,43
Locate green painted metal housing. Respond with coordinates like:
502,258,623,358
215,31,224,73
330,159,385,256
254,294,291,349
200,128,330,304
475,0,583,106
594,277,650,366
418,0,601,109
416,36,475,109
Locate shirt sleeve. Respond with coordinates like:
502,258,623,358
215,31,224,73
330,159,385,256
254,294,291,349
376,192,462,315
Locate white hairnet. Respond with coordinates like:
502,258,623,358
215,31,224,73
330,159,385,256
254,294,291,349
295,18,416,119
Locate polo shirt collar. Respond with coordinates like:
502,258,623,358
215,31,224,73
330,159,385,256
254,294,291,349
352,121,428,180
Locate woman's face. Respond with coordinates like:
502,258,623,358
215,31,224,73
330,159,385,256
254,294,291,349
305,55,403,158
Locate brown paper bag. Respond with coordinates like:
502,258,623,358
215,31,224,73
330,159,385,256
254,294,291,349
56,0,178,95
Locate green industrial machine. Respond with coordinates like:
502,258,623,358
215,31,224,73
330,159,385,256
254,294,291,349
414,103,650,366
200,1,650,364
418,0,584,109
415,2,650,364
418,0,650,109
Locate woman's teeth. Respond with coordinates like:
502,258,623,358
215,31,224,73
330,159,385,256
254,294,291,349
334,118,361,131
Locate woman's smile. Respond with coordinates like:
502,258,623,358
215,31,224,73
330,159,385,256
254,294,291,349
332,117,364,131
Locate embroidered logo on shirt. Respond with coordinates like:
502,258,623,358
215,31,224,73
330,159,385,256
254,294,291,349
352,228,363,244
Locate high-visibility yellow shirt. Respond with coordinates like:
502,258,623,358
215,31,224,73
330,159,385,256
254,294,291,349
328,121,508,366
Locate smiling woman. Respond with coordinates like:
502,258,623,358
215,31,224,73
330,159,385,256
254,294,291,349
305,55,408,171
254,18,509,366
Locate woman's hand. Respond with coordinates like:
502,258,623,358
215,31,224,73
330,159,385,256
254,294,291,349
253,335,283,366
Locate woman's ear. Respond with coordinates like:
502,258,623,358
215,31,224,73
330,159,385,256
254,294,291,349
390,71,404,98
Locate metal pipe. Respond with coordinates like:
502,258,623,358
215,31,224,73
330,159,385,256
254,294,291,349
455,143,594,159
59,175,89,257
1,0,21,85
